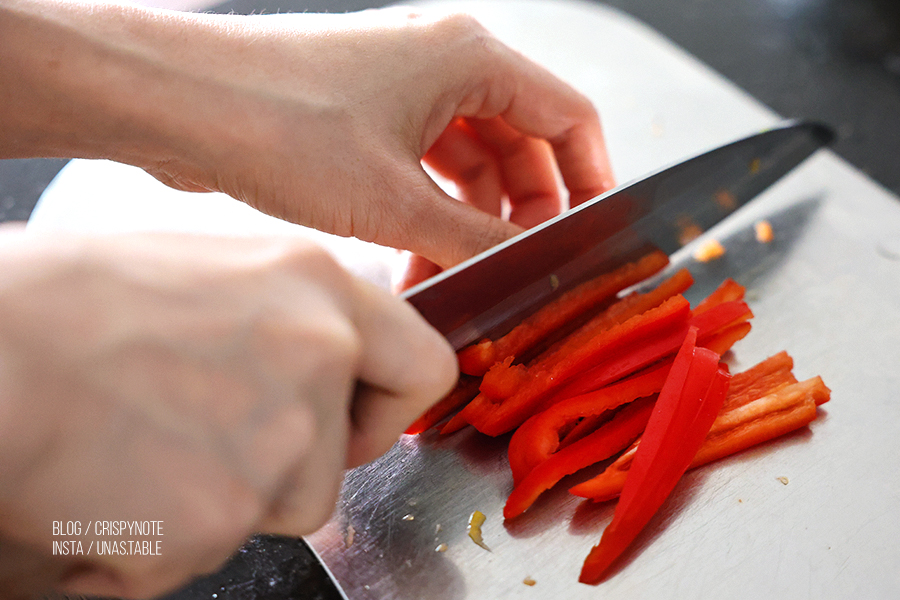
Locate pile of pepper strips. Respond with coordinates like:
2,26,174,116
405,249,830,584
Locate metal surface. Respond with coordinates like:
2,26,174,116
402,121,832,350
308,148,900,599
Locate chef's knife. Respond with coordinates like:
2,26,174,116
402,120,833,350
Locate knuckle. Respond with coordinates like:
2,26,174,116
572,93,600,122
433,12,492,48
308,318,363,374
256,310,362,383
275,240,344,280
443,11,484,33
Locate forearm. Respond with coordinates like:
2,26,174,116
0,0,237,168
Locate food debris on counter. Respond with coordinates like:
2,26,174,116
435,543,448,553
777,476,790,485
402,514,415,521
693,239,726,262
755,220,774,243
344,524,355,548
523,576,537,586
467,510,490,551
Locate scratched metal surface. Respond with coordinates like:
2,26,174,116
304,1,900,598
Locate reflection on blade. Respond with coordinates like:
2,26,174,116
402,120,833,350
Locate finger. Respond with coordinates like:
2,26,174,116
423,117,505,217
460,43,616,204
466,116,563,228
345,279,457,467
412,118,512,276
548,113,616,206
387,164,523,268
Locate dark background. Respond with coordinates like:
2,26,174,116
5,0,896,598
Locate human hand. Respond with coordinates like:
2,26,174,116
0,231,456,599
2,3,613,285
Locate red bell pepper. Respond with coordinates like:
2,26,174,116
571,373,829,503
701,321,752,356
543,299,750,404
438,407,470,435
558,320,749,448
721,350,796,412
504,395,656,520
404,375,481,435
578,327,730,584
507,363,671,485
557,298,750,446
692,277,745,314
479,356,529,401
462,295,693,436
437,269,693,437
477,268,693,402
457,250,669,376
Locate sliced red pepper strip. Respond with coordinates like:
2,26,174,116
692,277,745,314
462,295,692,436
442,269,692,437
443,271,717,437
700,321,752,356
545,299,750,405
537,267,694,365
466,298,749,437
404,375,481,435
578,328,730,584
562,305,745,447
457,250,669,376
721,350,796,412
507,363,671,485
694,375,828,461
571,375,829,503
478,268,693,401
561,307,747,447
480,357,529,401
557,365,672,450
438,409,470,435
504,395,656,520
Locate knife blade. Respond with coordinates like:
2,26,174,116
402,120,833,350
